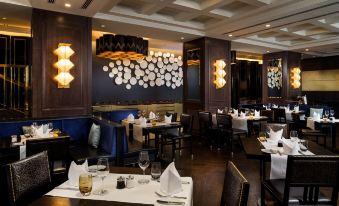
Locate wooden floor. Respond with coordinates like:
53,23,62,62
128,130,339,206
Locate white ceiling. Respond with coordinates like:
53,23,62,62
1,0,339,56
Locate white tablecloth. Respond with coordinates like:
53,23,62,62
306,118,339,130
47,173,193,206
260,139,314,179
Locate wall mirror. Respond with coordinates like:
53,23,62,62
186,48,200,101
267,58,282,98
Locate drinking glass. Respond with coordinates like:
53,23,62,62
324,110,329,119
290,130,298,142
151,162,161,180
48,122,53,131
330,109,335,117
299,140,308,151
97,158,109,195
79,173,92,196
138,151,150,184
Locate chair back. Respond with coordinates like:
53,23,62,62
198,111,212,137
5,151,51,205
261,110,274,122
283,155,339,205
262,123,288,138
181,113,193,135
26,136,70,174
272,108,286,123
216,113,232,129
220,161,250,206
166,111,177,122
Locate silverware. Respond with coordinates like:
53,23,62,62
157,200,185,205
157,180,190,184
155,191,187,199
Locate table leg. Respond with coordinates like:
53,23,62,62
331,124,337,152
155,132,160,158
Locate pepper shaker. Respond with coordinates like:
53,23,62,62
116,176,125,189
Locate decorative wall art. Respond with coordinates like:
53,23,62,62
102,51,183,90
267,58,282,98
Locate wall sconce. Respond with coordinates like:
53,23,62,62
214,59,226,89
291,67,301,88
54,43,74,88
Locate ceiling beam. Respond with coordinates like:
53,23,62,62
138,0,175,15
237,0,268,7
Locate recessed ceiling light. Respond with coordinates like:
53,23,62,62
266,50,270,53
180,37,184,40
305,48,309,51
265,24,271,28
2,17,6,20
65,3,71,8
101,24,106,28
228,34,233,37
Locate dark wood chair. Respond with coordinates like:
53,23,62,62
216,113,247,155
220,161,250,206
4,151,52,206
165,111,177,122
261,110,274,122
198,111,217,148
162,114,194,161
26,136,70,185
272,108,286,123
261,155,339,206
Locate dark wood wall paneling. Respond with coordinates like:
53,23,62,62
262,51,301,103
301,55,339,113
32,9,92,118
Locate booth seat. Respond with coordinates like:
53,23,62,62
0,116,128,161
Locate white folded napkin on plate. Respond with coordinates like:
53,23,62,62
267,128,283,143
272,104,278,108
240,112,246,118
140,117,147,126
294,106,299,113
254,110,260,118
127,114,135,121
160,162,182,195
285,107,290,113
149,111,156,119
217,109,223,114
34,125,52,138
282,139,300,155
233,109,238,116
68,160,88,186
164,115,172,124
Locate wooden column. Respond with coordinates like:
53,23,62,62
31,9,92,118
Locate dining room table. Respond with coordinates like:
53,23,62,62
29,166,193,206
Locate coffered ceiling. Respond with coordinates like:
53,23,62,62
1,0,339,56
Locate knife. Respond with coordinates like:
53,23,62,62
157,200,185,205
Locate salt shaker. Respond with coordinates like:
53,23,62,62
126,175,136,188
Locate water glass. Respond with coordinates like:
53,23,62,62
79,173,92,196
48,122,53,131
299,140,308,151
97,158,109,195
138,151,150,184
290,130,298,142
324,110,329,119
151,162,161,180
330,109,335,117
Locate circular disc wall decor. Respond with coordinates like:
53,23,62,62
101,50,184,89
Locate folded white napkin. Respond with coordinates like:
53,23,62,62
267,128,283,143
34,125,52,138
294,106,299,113
149,111,156,119
254,110,260,118
127,114,135,121
240,112,246,118
164,115,172,124
68,160,88,186
285,107,290,113
217,109,223,114
160,162,182,195
233,109,238,116
140,117,147,126
282,139,300,155
272,104,278,108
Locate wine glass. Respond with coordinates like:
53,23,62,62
151,162,161,180
330,109,335,118
290,130,298,142
138,151,150,184
324,110,329,119
299,140,308,152
48,122,53,131
79,173,92,196
97,158,109,195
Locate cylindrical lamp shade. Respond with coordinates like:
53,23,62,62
230,50,236,65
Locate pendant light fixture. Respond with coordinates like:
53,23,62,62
96,34,148,60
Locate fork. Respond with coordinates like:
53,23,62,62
155,191,187,199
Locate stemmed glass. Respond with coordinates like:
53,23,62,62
330,109,335,118
138,151,150,184
290,130,298,142
324,110,330,119
48,122,53,131
97,158,109,195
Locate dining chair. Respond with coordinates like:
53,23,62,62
26,136,70,185
216,113,247,155
4,151,52,206
198,111,217,148
261,155,339,206
220,161,250,206
165,111,177,122
262,123,288,138
261,110,274,122
272,108,286,123
162,114,194,161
